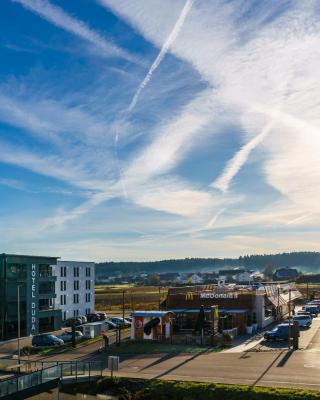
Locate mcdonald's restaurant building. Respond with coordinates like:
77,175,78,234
164,285,299,336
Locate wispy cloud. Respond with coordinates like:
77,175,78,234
211,121,274,192
126,0,193,111
12,0,135,62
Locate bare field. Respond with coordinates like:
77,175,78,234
95,284,168,313
296,283,320,298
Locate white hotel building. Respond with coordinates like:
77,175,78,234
54,260,95,321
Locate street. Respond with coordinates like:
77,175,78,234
0,320,319,392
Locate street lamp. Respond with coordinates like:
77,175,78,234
17,285,22,367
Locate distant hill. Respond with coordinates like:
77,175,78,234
95,251,320,277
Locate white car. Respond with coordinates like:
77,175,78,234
57,330,83,342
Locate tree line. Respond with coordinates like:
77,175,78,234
95,251,320,276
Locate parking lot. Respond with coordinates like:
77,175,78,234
253,308,320,351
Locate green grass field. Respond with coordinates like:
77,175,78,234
105,341,220,355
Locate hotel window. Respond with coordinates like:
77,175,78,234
73,310,79,317
86,267,91,277
60,280,66,291
74,267,79,277
60,294,66,305
74,293,79,304
85,280,91,290
62,311,67,321
85,308,91,315
74,280,79,291
60,266,67,277
85,293,91,303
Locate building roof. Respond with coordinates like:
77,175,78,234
131,311,173,318
169,308,246,314
0,253,59,260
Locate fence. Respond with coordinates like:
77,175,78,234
0,361,103,398
158,334,212,346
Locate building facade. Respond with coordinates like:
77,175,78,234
0,254,62,340
54,260,95,321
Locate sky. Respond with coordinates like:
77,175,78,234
1,0,320,261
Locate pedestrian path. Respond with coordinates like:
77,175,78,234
223,331,265,353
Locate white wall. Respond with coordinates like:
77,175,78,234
54,260,95,320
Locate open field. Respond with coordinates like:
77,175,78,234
95,284,168,313
296,283,320,299
95,283,320,314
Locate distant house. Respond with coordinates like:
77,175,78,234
188,273,203,284
274,267,299,280
218,268,245,282
235,271,252,283
158,272,180,284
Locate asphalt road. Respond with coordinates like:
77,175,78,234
1,320,319,392
112,349,320,391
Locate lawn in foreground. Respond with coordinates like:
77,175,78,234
106,341,220,355
62,377,320,400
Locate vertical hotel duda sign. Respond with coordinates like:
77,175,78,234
27,263,39,335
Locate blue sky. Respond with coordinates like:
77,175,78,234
1,0,320,261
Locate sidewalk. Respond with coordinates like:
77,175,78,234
223,330,266,353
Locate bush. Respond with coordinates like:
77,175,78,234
61,377,320,400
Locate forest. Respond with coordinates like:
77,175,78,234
95,251,320,277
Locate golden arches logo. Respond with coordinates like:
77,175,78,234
185,292,194,301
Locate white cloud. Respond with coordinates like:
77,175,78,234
125,0,193,111
13,0,136,62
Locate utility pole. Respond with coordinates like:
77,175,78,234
288,288,292,350
277,286,280,321
17,285,21,368
158,286,161,311
122,291,125,321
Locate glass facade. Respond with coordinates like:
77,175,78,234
0,254,62,340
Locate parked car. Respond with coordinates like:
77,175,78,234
264,323,299,341
125,317,132,323
108,317,131,327
80,316,87,324
307,302,320,312
86,313,101,322
297,310,313,318
97,312,107,320
302,305,318,317
104,320,117,330
291,315,312,329
32,334,64,347
64,317,83,327
57,330,83,343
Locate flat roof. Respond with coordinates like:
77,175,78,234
0,253,59,260
170,308,248,314
131,311,173,318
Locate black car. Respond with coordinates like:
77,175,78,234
32,334,64,347
64,317,83,327
86,313,101,322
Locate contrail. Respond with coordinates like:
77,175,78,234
128,0,194,112
211,121,274,192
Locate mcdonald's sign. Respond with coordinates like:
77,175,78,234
185,292,194,301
